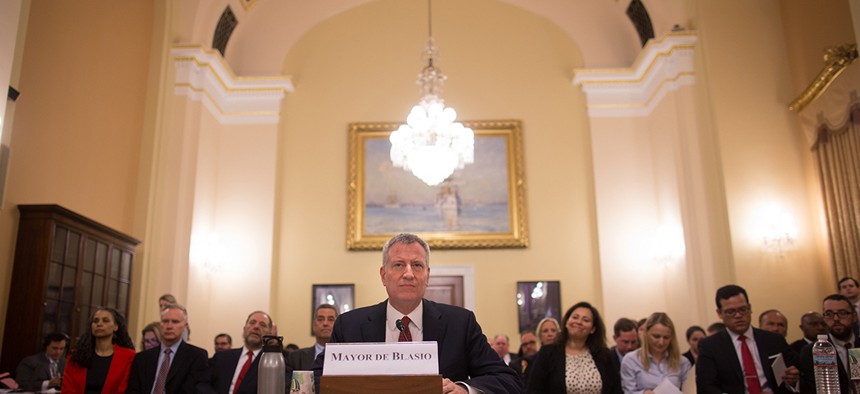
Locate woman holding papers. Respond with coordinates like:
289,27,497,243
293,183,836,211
620,312,691,394
526,301,622,394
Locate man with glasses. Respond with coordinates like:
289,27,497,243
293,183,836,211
696,284,799,393
797,294,860,393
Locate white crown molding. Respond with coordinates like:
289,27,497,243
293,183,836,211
172,45,294,124
572,33,697,117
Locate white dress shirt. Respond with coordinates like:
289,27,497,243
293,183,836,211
229,346,261,394
727,327,772,392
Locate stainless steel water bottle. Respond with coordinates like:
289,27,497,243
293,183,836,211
258,335,286,394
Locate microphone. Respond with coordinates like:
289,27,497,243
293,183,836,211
396,319,406,334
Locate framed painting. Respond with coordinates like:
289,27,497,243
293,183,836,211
516,281,562,335
347,120,528,250
311,284,354,335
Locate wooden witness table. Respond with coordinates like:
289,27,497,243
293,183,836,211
320,374,442,394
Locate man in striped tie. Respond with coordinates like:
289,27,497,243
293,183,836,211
127,303,209,393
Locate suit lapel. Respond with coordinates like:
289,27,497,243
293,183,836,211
360,301,387,342
422,300,446,343
717,331,745,383
166,341,186,384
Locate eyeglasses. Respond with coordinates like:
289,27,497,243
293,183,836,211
521,340,536,346
721,306,750,317
823,310,854,319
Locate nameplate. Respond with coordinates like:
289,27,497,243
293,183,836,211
323,342,439,376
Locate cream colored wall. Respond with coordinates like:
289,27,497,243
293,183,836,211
0,1,154,352
184,100,278,349
272,0,600,347
693,0,833,337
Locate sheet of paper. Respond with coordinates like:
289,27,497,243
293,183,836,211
770,353,786,387
653,378,683,394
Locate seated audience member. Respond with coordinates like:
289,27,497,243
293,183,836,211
837,276,860,335
527,301,622,394
610,318,639,365
621,312,692,393
316,233,520,394
797,294,860,393
536,317,561,347
788,311,827,356
705,322,725,336
140,321,161,351
758,309,788,337
214,333,233,353
15,332,68,391
681,325,705,365
62,307,137,393
510,330,538,388
158,294,177,310
289,304,337,370
202,310,290,394
127,303,208,393
695,284,798,394
492,334,521,367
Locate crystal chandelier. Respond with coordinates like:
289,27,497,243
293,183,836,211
389,0,474,186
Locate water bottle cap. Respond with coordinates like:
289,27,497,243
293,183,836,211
818,334,829,341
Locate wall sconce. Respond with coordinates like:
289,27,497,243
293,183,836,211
189,232,225,273
648,224,686,265
755,203,798,257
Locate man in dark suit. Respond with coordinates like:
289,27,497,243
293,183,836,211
14,332,68,391
127,303,209,393
788,311,827,357
200,310,288,394
696,284,799,394
609,317,639,367
797,294,860,393
316,233,520,394
288,304,337,370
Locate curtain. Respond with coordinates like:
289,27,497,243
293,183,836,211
813,103,860,279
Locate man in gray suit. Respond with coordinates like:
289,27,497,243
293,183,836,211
288,304,337,370
15,332,68,391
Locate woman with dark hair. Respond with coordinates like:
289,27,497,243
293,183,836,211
526,301,622,394
620,312,691,393
140,321,161,351
682,325,705,365
62,307,136,393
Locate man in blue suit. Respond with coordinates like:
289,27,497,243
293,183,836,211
200,310,285,394
317,233,520,394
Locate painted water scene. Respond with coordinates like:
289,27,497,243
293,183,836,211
347,120,528,250
364,136,510,234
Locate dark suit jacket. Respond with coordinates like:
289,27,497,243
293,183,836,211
788,338,811,362
288,346,316,371
127,340,209,394
61,345,136,394
317,299,521,393
696,328,792,394
797,334,860,393
525,343,622,394
15,352,65,391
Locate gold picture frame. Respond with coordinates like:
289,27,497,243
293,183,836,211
347,120,528,250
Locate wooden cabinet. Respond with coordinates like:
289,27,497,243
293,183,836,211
1,205,140,373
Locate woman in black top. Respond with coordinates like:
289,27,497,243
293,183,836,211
526,301,622,394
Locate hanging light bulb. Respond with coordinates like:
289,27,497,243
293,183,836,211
389,1,474,186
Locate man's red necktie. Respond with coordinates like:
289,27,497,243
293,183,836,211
233,350,254,393
398,316,413,342
739,335,763,394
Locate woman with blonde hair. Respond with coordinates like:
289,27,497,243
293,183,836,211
535,317,561,346
620,312,691,394
139,321,161,351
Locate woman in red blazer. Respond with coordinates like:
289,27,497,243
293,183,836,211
62,307,137,393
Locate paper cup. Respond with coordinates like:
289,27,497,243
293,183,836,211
290,370,315,394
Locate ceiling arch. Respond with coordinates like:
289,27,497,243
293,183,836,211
172,0,686,77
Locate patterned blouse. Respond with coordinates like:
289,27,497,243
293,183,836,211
565,352,603,394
